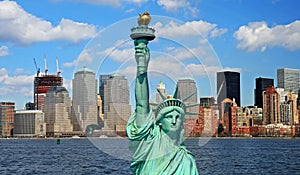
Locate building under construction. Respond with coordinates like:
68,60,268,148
33,56,63,110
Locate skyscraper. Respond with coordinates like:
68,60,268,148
44,86,73,137
103,74,131,135
277,68,300,93
156,80,166,103
263,87,280,125
34,74,63,110
254,77,274,108
176,79,198,136
177,79,197,103
72,67,98,132
217,71,241,107
99,74,111,114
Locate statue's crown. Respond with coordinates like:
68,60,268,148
152,86,199,117
155,97,186,116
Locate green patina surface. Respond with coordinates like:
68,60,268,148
126,13,199,175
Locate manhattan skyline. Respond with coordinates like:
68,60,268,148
0,0,299,109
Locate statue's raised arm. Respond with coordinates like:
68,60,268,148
134,39,151,125
130,12,155,127
127,12,199,175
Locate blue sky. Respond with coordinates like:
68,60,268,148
0,0,299,109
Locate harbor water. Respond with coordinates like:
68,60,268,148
1,138,300,175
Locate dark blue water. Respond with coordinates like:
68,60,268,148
1,138,300,175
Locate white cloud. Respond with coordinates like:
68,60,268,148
154,20,227,38
0,46,8,56
63,49,93,67
0,68,34,98
157,0,198,17
52,0,148,7
234,20,300,51
0,1,97,45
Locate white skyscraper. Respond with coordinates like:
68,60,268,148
277,68,300,93
72,67,98,132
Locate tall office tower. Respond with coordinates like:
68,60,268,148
73,67,98,132
156,80,166,103
99,74,111,114
263,87,280,125
254,77,274,108
0,102,15,137
44,86,73,137
177,79,198,136
177,79,197,103
217,71,241,107
14,110,46,138
277,68,300,93
104,74,131,135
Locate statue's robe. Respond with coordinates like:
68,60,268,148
126,110,199,175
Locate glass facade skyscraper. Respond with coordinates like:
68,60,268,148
277,68,300,93
254,77,274,108
217,71,241,107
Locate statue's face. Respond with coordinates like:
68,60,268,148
159,107,185,133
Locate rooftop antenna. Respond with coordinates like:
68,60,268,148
56,56,61,76
44,53,48,75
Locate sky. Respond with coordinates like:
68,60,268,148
0,0,300,110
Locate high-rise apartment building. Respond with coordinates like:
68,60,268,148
217,71,241,107
263,87,280,125
277,68,300,93
14,110,46,137
0,102,15,137
44,86,74,137
220,98,237,135
103,74,131,135
254,77,274,108
73,67,98,132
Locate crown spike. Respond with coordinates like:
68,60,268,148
186,103,200,108
157,89,166,101
182,92,196,102
173,86,178,99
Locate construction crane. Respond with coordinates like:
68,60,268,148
33,58,40,77
56,56,61,76
44,53,48,75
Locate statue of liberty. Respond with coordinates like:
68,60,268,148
126,12,199,175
